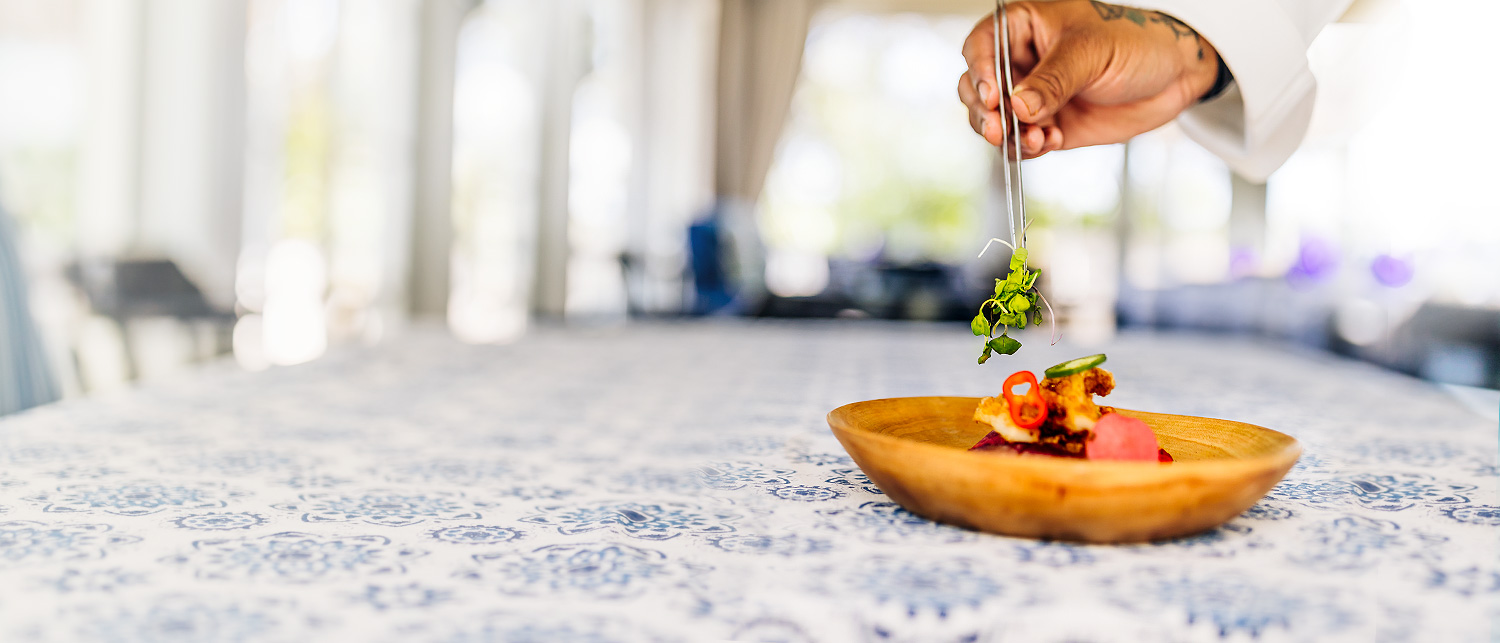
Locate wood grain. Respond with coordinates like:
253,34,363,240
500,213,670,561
826,397,1301,543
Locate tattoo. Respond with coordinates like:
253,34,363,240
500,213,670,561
1090,1,1204,60
1089,2,1145,26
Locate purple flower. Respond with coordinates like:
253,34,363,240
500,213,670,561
1371,254,1414,288
1286,237,1339,288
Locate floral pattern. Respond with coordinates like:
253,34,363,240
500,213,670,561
823,467,884,495
596,466,711,496
707,534,834,557
357,582,454,611
789,452,853,467
824,555,1007,617
1106,568,1357,638
1239,501,1295,521
379,459,520,486
427,525,524,545
167,450,307,477
0,323,1491,641
1441,505,1500,526
165,532,426,583
767,485,845,502
25,482,247,517
1010,540,1098,567
1269,473,1475,511
271,491,480,527
1285,515,1442,573
695,462,795,491
520,501,739,541
1422,565,1500,597
815,502,978,544
0,521,141,567
173,512,268,531
397,611,670,643
43,567,150,594
48,596,308,643
467,543,694,599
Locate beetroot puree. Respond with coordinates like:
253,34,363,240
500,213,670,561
968,431,1080,458
968,431,1173,462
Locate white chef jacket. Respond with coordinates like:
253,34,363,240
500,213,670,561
1124,0,1354,182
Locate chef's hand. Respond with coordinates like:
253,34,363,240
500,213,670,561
958,0,1222,159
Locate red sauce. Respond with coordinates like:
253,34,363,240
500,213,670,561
967,431,1082,458
968,430,1175,463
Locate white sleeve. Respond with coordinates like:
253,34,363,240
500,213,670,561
1121,0,1353,182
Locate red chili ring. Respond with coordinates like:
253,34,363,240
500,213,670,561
1002,370,1047,430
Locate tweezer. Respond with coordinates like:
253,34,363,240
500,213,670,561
993,0,1027,249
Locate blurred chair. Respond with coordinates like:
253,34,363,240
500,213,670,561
65,258,235,380
0,210,60,416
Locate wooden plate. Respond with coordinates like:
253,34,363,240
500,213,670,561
827,397,1300,543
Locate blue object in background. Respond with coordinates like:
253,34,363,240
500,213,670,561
687,214,734,315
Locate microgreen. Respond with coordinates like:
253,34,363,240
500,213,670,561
972,239,1054,364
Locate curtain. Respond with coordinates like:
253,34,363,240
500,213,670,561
715,0,817,202
713,0,819,305
0,209,60,415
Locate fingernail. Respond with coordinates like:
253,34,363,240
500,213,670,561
977,81,992,104
1014,88,1042,117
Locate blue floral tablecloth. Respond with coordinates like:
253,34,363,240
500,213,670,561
0,321,1495,642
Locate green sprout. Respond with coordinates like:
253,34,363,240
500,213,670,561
972,241,1055,364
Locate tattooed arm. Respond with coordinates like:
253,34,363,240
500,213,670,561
960,0,1352,179
958,0,1222,159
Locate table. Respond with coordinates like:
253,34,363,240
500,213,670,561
0,321,1495,642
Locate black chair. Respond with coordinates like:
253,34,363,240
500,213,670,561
65,258,236,380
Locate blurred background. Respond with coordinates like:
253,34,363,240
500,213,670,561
0,0,1497,403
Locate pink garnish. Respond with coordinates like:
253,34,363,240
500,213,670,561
1085,413,1161,462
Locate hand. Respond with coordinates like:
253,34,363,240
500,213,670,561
957,0,1221,159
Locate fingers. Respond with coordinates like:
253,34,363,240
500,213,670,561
960,14,998,111
958,71,1004,146
963,67,1064,155
1005,123,1063,160
1026,124,1063,159
962,4,1041,111
1013,124,1051,159
1041,125,1063,155
1011,31,1106,124
1020,125,1043,157
962,3,1048,146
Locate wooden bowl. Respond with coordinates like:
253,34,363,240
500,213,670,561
827,397,1301,543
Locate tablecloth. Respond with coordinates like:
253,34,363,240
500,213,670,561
0,321,1495,642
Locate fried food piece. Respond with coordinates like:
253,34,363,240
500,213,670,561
973,395,1038,443
1039,367,1115,433
974,366,1116,449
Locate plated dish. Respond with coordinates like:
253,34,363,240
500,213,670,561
826,355,1301,543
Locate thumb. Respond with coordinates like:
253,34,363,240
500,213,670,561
1011,38,1103,123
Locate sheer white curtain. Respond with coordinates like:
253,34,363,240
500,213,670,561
714,0,819,305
